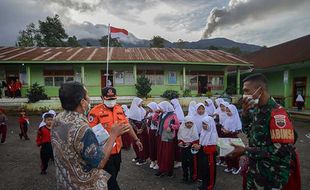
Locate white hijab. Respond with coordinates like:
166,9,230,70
178,116,199,143
171,98,185,122
121,105,129,117
199,116,218,146
187,101,197,117
128,97,146,121
147,102,159,117
39,110,56,128
158,101,175,113
205,98,215,116
193,103,208,134
223,104,242,132
296,95,304,102
219,101,229,125
214,98,224,114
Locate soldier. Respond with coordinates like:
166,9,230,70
88,87,143,190
229,73,301,190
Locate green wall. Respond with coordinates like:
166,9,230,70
263,66,310,109
17,63,227,97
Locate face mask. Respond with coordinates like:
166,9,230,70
243,87,262,106
104,99,116,108
83,99,91,116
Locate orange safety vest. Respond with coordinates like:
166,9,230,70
88,103,129,155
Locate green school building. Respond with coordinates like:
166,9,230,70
0,47,251,97
245,35,310,109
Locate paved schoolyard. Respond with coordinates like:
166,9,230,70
0,115,309,190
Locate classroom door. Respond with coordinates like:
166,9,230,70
293,77,306,106
198,76,208,94
101,70,113,88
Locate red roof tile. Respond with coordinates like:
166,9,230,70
246,35,310,69
0,47,250,66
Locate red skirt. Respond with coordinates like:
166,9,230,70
149,129,157,161
133,123,150,160
157,139,175,173
174,129,181,162
121,132,132,150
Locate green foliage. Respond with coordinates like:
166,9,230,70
27,83,49,103
99,35,122,47
182,89,192,97
175,39,186,49
67,35,80,47
17,23,42,47
208,45,219,50
161,90,179,100
135,75,152,98
150,36,165,48
17,14,68,47
39,14,68,47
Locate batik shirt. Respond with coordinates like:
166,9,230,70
242,98,294,190
51,111,110,190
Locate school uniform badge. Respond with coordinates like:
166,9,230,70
270,106,294,144
274,115,286,128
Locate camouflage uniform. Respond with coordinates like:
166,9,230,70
242,98,294,190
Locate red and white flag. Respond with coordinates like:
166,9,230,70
110,26,128,40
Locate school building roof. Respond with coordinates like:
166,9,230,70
245,35,310,69
0,47,250,66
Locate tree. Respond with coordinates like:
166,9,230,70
67,35,80,47
135,75,152,98
16,23,42,47
150,36,165,48
208,45,219,50
175,39,186,49
16,14,68,47
99,35,122,47
39,14,68,47
27,83,49,103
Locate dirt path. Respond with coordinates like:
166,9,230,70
0,116,309,190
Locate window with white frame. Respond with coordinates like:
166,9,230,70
114,71,134,85
43,67,74,86
209,76,224,90
138,70,164,85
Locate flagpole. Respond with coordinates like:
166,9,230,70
106,23,110,87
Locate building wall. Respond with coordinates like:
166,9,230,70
264,67,310,109
14,63,227,97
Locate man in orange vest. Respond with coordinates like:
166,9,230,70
88,87,143,190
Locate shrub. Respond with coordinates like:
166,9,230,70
161,90,179,100
27,83,49,103
135,75,152,98
182,89,192,97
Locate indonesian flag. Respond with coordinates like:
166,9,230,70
110,26,128,40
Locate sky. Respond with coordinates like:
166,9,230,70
0,0,310,47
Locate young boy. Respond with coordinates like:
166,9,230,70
178,116,199,183
0,108,8,144
18,109,29,140
36,113,54,175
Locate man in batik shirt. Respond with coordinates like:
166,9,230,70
52,82,129,190
230,73,301,190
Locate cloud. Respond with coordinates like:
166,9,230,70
41,0,158,24
0,0,52,46
153,0,224,32
202,0,310,38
